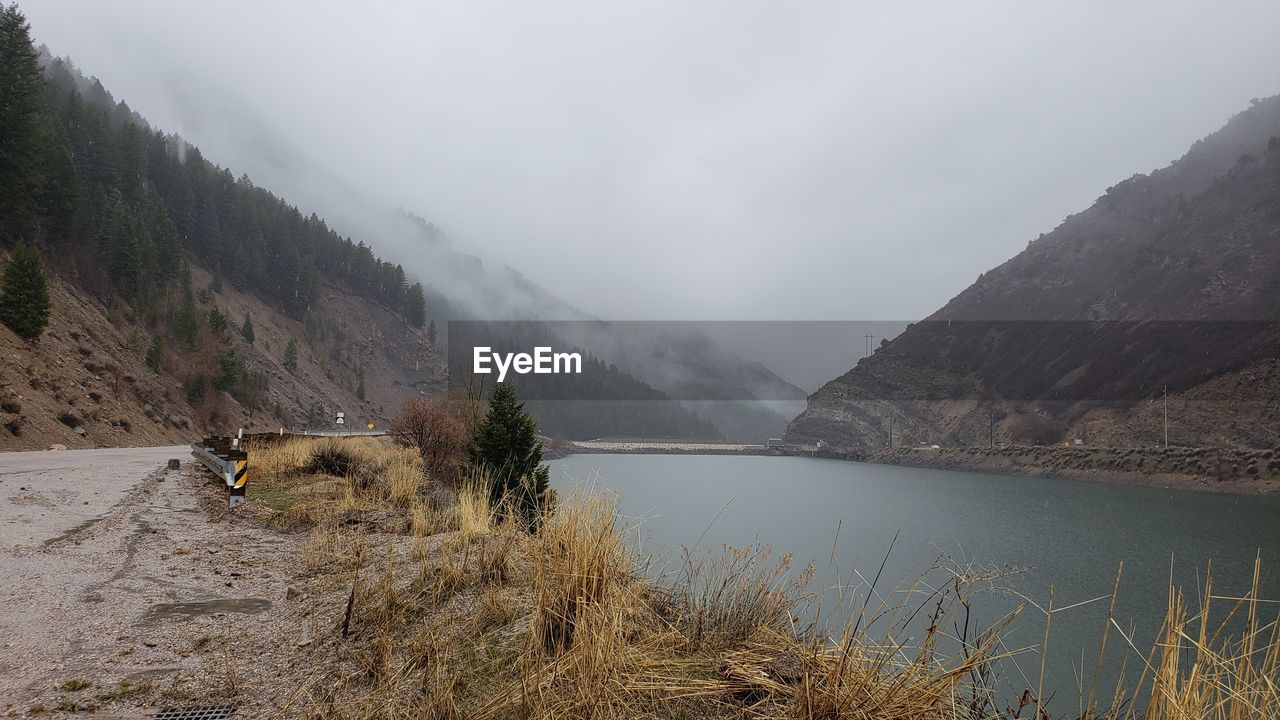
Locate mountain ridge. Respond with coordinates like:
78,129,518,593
786,94,1280,453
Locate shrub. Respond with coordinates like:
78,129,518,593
305,438,359,477
56,410,80,428
185,376,207,405
390,397,466,483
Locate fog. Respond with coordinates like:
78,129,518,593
22,1,1280,322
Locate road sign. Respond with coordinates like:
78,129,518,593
336,411,345,425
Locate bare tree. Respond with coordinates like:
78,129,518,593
390,397,466,484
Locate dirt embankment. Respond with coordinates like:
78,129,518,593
0,252,445,453
857,445,1280,495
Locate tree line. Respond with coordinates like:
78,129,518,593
0,4,426,333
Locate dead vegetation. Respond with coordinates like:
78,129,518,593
243,436,1279,719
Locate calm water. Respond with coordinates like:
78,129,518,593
548,453,1280,705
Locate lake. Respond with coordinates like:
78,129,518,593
548,453,1280,707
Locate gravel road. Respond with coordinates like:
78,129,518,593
0,447,335,717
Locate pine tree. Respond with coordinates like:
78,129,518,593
405,282,426,328
283,337,298,372
214,350,243,391
208,306,227,334
39,125,81,243
144,336,163,372
427,319,437,347
0,5,46,234
465,384,551,526
241,312,254,344
174,285,199,350
107,200,141,301
0,243,51,340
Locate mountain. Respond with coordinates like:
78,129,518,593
1,5,447,448
786,96,1280,451
387,213,807,442
0,7,794,446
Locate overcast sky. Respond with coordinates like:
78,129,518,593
22,1,1280,321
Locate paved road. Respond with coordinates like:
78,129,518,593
0,445,188,549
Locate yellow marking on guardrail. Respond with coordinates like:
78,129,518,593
234,460,249,488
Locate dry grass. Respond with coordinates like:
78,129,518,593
248,437,1279,719
1100,556,1279,720
245,436,430,531
681,543,814,650
457,476,495,540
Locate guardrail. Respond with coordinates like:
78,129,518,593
191,435,249,508
289,430,387,437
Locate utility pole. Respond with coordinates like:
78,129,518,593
888,415,893,448
989,413,994,449
864,334,874,358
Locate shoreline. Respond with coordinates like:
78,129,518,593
561,442,1280,496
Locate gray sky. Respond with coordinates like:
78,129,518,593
22,1,1280,321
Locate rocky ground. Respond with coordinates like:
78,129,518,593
0,447,388,718
855,444,1280,495
0,255,445,454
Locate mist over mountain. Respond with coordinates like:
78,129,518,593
787,96,1280,450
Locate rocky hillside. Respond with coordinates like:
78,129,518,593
787,96,1280,451
0,5,454,451
0,250,444,452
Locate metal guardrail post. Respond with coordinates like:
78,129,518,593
191,437,250,508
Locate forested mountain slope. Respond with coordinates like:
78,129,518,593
787,96,1280,450
1,6,443,448
0,6,772,445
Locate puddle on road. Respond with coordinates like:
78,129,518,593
146,598,272,620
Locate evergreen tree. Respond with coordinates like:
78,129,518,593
174,285,199,350
144,335,163,372
427,319,437,347
0,243,51,339
107,199,142,301
208,305,227,334
214,349,243,391
0,5,46,234
185,375,206,405
465,384,551,526
241,312,254,344
38,124,81,243
405,282,426,328
283,337,298,372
